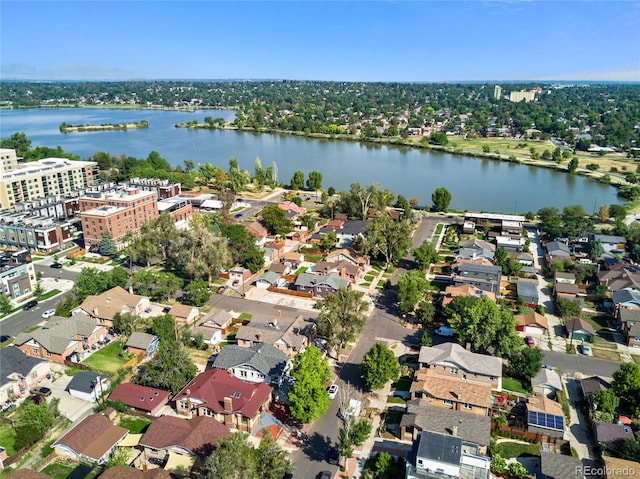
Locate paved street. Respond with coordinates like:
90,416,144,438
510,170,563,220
542,350,619,378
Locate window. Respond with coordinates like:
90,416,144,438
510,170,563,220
443,399,452,406
463,403,472,410
450,368,458,374
46,351,51,357
32,347,39,354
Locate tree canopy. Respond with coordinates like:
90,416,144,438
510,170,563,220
288,346,331,423
396,270,428,314
314,288,368,352
431,187,452,212
360,342,400,390
138,340,197,394
612,363,640,410
361,213,413,267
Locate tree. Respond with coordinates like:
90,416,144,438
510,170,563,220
320,230,337,251
184,277,210,305
151,314,177,342
409,198,419,209
431,187,452,212
288,346,331,423
612,363,640,409
508,461,528,479
508,347,543,382
395,195,410,215
554,297,582,320
609,204,627,221
415,301,436,326
360,342,400,390
290,170,305,190
598,204,610,222
591,389,620,415
0,294,11,315
219,223,265,273
562,204,593,238
420,330,432,346
203,432,256,479
260,205,294,236
537,207,563,239
132,270,183,302
568,156,579,173
99,231,118,256
396,270,428,314
613,438,640,462
362,214,413,267
307,170,322,192
429,131,448,145
338,416,372,462
105,446,130,468
413,242,438,270
589,240,604,260
255,432,293,479
314,288,368,352
112,312,139,336
138,340,197,395
490,454,507,475
13,400,56,449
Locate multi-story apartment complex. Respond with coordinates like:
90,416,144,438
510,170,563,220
493,85,502,100
0,211,75,253
0,148,98,208
0,251,37,301
128,177,181,199
509,90,536,103
79,187,158,249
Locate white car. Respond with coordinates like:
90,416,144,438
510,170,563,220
41,308,56,319
327,384,339,399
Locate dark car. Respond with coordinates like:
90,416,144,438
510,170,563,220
34,386,52,397
0,335,10,343
234,213,243,218
23,299,38,310
317,472,331,479
50,262,63,269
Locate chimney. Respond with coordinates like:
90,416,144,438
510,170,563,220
257,332,263,342
452,425,458,436
224,396,233,411
93,308,99,317
466,342,471,352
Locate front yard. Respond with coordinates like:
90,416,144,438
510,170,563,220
82,341,132,375
0,422,16,456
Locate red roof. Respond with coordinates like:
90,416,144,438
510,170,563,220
108,383,170,413
140,415,230,455
174,369,272,419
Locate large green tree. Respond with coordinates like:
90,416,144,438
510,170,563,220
288,346,331,423
360,342,400,390
307,170,323,192
431,187,452,212
396,270,428,314
413,241,438,271
612,363,640,410
508,347,544,382
99,231,118,256
362,214,413,267
219,223,265,273
185,278,211,307
132,270,183,301
14,400,56,449
260,205,294,236
138,340,197,395
314,288,368,352
290,170,305,190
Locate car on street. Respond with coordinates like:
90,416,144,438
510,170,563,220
41,308,56,319
525,336,535,347
327,384,339,399
235,213,243,218
317,472,331,479
23,299,38,310
580,343,591,355
0,335,10,343
33,386,52,397
50,262,63,269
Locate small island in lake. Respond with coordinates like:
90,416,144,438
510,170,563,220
59,120,149,133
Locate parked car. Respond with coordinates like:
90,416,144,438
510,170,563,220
49,262,63,269
34,386,52,397
317,472,331,479
235,213,243,218
41,308,56,319
525,336,535,347
0,335,10,343
327,384,339,399
435,326,454,337
23,299,38,311
580,343,591,355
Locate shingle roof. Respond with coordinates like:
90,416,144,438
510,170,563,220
565,318,595,334
540,451,584,479
66,371,108,394
139,415,230,456
401,400,491,446
98,466,171,479
212,343,288,378
532,368,562,391
555,282,580,295
456,263,502,275
108,383,170,413
593,234,626,245
13,317,103,355
459,238,496,252
517,280,539,299
125,332,157,350
418,343,502,377
198,309,233,329
546,242,571,255
0,346,45,388
612,288,640,306
514,311,548,330
235,314,310,352
175,369,272,419
602,457,640,479
170,304,198,320
257,271,280,285
594,421,635,446
416,431,462,466
78,286,146,320
619,308,640,323
294,272,349,290
53,414,127,462
580,376,610,396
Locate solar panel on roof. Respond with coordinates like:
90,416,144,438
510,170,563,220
528,411,564,431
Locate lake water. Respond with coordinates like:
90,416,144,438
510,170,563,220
0,108,617,212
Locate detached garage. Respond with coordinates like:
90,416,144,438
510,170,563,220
66,371,110,402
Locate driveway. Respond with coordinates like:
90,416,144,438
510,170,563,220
47,369,95,422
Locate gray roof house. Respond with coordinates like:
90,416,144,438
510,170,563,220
594,421,635,452
591,234,627,256
66,371,110,402
612,288,640,309
580,376,610,399
545,241,571,257
294,272,350,297
0,346,50,406
452,263,502,294
125,332,159,357
539,451,585,479
255,271,282,289
236,314,312,357
211,343,289,385
532,368,563,398
456,238,495,261
517,280,539,305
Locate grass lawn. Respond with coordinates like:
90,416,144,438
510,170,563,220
497,441,541,458
0,423,16,456
24,325,40,333
425,281,448,292
41,462,76,479
295,266,308,274
384,409,404,424
386,396,407,405
238,312,252,321
434,223,444,237
304,254,323,262
37,289,61,301
82,341,129,374
502,377,530,394
363,275,375,282
376,280,386,289
359,282,371,287
592,348,621,362
188,348,212,367
119,416,152,434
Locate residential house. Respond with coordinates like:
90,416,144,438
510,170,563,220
169,304,199,326
410,368,493,416
456,238,495,262
328,220,368,247
198,309,233,335
174,369,272,433
463,212,524,239
598,261,640,292
244,221,269,245
612,288,640,318
53,414,128,464
267,262,288,275
229,266,252,284
0,255,37,301
591,234,627,258
565,318,595,342
517,280,539,305
108,383,170,416
212,343,289,385
98,466,171,479
442,284,495,308
514,311,548,336
495,236,526,253
545,241,571,257
452,263,502,294
532,368,562,399
14,317,107,364
527,396,566,438
324,247,368,268
262,241,285,263
139,415,230,475
405,431,490,479
277,201,305,218
399,399,491,451
125,332,159,357
0,346,50,407
313,260,362,284
602,457,640,479
294,272,350,297
627,320,640,348
236,314,312,357
282,251,304,269
554,282,580,299
74,286,150,327
418,343,503,390
515,252,534,267
66,371,109,402
255,271,283,289
555,272,576,284
580,376,611,403
539,451,585,479
594,421,635,453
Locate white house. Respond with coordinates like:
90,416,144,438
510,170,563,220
66,371,110,402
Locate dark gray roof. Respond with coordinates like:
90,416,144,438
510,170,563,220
457,263,502,274
212,343,288,378
294,272,349,290
594,421,635,446
401,400,491,446
540,451,584,479
612,288,640,306
257,271,280,285
517,280,539,299
13,317,102,354
546,241,571,255
0,346,45,388
593,234,626,245
416,430,462,466
66,371,108,394
338,220,368,236
580,376,610,396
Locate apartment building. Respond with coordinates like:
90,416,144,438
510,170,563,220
0,210,75,253
127,177,181,199
79,187,158,249
0,252,37,301
0,148,98,208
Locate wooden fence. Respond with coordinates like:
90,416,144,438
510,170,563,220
491,422,568,447
267,286,313,299
122,352,145,369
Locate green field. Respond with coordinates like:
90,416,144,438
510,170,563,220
82,341,129,374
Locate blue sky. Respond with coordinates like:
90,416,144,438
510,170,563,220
2,1,639,81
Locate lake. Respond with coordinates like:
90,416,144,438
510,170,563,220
0,108,617,212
